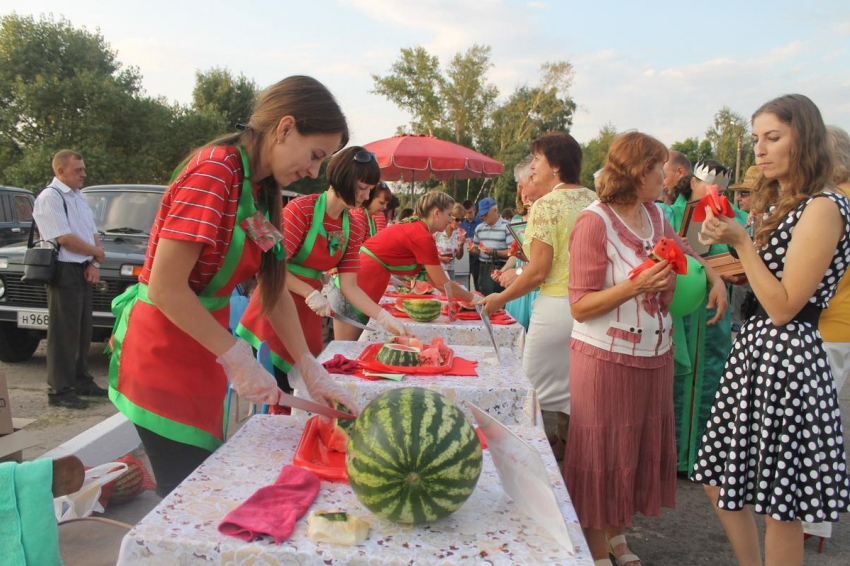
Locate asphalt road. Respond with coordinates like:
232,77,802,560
2,340,848,563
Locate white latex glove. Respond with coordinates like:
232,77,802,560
216,340,278,404
306,290,333,317
376,309,409,336
295,353,361,416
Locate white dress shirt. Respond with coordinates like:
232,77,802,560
32,177,98,263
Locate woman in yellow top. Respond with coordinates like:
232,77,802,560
479,132,596,456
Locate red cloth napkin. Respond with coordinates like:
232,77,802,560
218,465,320,544
322,354,359,374
628,238,688,280
692,184,735,221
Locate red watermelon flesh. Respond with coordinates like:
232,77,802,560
394,297,406,312
457,300,476,311
316,417,349,453
419,348,442,366
411,281,434,295
430,337,451,363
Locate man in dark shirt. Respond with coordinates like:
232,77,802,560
459,200,482,291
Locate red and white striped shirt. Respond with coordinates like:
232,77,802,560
349,207,387,241
140,146,246,292
283,194,366,273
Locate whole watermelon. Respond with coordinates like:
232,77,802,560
346,387,482,524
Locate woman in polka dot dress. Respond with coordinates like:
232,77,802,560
691,94,850,566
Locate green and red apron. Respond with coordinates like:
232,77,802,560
108,146,263,452
357,219,430,305
364,208,378,238
236,192,349,374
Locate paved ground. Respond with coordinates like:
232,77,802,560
3,340,848,563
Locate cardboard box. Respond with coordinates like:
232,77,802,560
0,371,39,463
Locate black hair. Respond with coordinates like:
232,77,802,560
326,146,381,206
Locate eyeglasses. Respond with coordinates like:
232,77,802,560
453,217,464,222
353,150,376,163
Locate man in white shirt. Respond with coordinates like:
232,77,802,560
32,150,105,409
471,197,514,295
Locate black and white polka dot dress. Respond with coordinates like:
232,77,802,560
691,191,850,523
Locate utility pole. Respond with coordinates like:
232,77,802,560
735,135,742,184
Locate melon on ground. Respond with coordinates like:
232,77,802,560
346,387,482,524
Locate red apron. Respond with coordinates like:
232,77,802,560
357,219,430,305
108,146,263,451
236,192,349,373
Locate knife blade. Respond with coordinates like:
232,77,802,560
276,390,356,419
331,312,377,332
444,283,456,322
475,303,502,364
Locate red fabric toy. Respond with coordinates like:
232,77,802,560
628,238,688,280
218,465,320,544
692,184,735,221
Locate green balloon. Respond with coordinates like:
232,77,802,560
670,255,707,316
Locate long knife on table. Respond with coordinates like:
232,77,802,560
275,390,356,420
475,303,502,364
331,312,378,333
444,282,456,322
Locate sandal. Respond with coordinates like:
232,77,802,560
607,534,641,566
595,560,614,566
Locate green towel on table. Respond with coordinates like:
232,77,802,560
0,459,62,566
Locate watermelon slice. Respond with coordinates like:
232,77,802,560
316,404,356,453
394,297,406,312
457,300,476,311
411,281,434,295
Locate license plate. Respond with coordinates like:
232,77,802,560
17,310,49,329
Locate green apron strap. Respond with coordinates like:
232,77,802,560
201,145,257,297
360,246,421,272
365,208,377,237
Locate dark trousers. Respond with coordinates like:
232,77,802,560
477,260,506,296
469,254,481,291
46,261,94,396
135,425,212,497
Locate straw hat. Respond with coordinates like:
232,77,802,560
729,165,761,191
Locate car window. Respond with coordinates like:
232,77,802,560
0,195,11,223
13,195,33,222
84,191,163,234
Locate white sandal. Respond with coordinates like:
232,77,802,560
607,534,641,566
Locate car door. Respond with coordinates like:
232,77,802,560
12,194,34,245
0,194,14,248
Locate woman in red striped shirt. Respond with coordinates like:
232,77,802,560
237,147,407,396
350,181,393,240
108,76,358,495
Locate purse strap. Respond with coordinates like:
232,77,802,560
29,186,69,250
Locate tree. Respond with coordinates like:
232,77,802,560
193,68,258,132
442,45,499,148
580,124,618,190
0,15,228,190
372,46,445,137
705,106,754,181
669,137,714,169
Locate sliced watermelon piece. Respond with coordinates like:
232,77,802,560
419,348,442,366
316,404,356,453
457,300,476,311
394,297,406,312
411,281,434,295
430,337,452,364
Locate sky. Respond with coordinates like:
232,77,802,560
5,0,850,151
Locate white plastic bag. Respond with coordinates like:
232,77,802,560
53,462,128,522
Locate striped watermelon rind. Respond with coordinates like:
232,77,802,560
376,344,421,366
346,387,482,524
402,299,441,322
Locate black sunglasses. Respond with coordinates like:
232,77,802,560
453,217,464,221
353,150,376,163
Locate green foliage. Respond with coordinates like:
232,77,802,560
670,137,714,168
705,106,754,181
0,14,228,191
579,124,618,190
193,68,259,132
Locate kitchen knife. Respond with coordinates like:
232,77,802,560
475,303,502,364
331,312,377,333
275,390,356,420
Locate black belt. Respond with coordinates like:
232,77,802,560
751,301,822,326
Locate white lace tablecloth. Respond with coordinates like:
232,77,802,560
316,341,538,427
360,315,526,355
117,415,593,566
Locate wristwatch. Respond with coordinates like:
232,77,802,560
91,261,101,268
515,267,523,276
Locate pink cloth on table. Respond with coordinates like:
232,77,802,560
218,465,320,544
322,354,359,374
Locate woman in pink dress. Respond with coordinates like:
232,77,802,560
565,132,727,566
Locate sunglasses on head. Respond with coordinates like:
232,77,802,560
353,150,376,163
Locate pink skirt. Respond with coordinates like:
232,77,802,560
562,347,677,529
